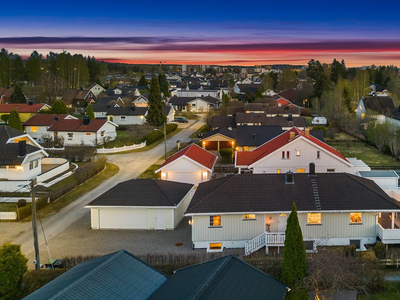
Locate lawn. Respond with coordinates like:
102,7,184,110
138,164,162,179
189,125,210,139
327,139,400,167
0,203,18,213
358,281,400,299
103,131,134,148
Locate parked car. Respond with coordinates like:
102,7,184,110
311,117,327,125
174,117,188,123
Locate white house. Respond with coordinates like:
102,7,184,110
155,144,217,185
185,172,400,253
176,87,220,99
106,106,147,125
355,96,395,121
23,114,78,143
47,117,118,146
168,96,220,112
88,83,106,98
235,127,370,174
86,179,194,230
0,126,48,192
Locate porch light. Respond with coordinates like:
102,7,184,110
161,172,166,179
188,218,194,225
17,166,23,170
203,171,208,178
202,141,206,145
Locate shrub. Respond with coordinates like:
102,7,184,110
344,244,357,257
142,124,178,145
73,157,106,185
219,148,234,163
49,182,76,201
312,125,326,134
17,199,27,208
374,242,386,259
18,204,32,220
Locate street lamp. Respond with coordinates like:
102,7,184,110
154,123,167,161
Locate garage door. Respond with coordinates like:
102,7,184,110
205,141,218,150
99,208,148,229
219,141,231,149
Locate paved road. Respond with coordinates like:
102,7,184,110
11,118,205,262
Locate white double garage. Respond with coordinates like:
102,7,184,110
90,207,177,230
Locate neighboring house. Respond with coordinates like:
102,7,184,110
88,83,106,98
233,83,260,94
235,125,284,151
87,179,194,230
61,88,96,110
92,96,124,119
131,94,149,107
355,96,395,121
163,105,175,123
106,106,147,125
0,103,51,122
168,96,220,112
358,170,399,190
23,114,78,143
368,84,390,97
200,128,236,151
263,116,306,130
0,87,15,103
244,103,300,116
47,117,117,146
210,116,236,130
235,127,370,174
235,113,305,129
149,255,289,300
175,87,220,99
185,171,400,253
155,144,217,185
25,250,168,300
0,126,48,192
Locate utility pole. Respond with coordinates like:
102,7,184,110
31,179,40,269
163,123,167,161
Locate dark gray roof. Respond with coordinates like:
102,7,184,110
236,112,268,124
0,126,42,165
226,107,245,116
25,250,168,300
96,95,122,105
264,116,306,128
88,179,193,207
162,105,173,116
201,128,236,140
149,255,288,300
186,173,400,214
168,96,220,106
210,116,236,128
362,96,395,115
235,125,283,147
106,106,147,116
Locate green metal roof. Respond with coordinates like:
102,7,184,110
359,170,399,178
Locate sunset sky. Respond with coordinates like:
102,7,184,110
2,0,400,67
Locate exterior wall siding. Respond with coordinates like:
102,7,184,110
174,190,194,228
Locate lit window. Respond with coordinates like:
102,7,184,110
317,151,320,159
86,133,91,135
243,146,249,152
209,243,222,250
350,213,362,224
308,213,321,224
101,131,105,137
277,169,281,174
210,215,221,227
31,126,38,132
243,214,256,219
297,168,305,173
296,150,301,156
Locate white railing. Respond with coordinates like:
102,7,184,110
245,232,286,256
43,147,65,151
245,232,266,256
0,212,17,220
377,223,400,244
266,232,285,245
96,141,146,154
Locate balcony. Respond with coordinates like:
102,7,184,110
377,213,400,244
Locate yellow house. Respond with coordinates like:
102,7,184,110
0,103,51,122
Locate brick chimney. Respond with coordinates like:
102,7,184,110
305,128,310,137
289,131,295,141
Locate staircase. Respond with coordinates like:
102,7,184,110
245,232,286,256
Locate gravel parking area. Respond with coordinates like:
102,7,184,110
23,211,196,267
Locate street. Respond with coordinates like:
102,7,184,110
3,118,206,266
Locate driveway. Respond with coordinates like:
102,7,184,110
4,118,206,266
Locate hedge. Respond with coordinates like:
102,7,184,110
219,148,234,163
142,124,178,145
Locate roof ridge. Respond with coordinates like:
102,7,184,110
192,256,232,300
153,180,177,206
188,175,237,213
49,250,127,299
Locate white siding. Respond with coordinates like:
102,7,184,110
109,115,145,125
98,208,148,229
161,158,210,185
174,190,194,228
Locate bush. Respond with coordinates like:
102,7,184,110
344,244,357,257
18,269,67,299
219,148,234,163
17,199,27,208
18,204,32,220
142,124,178,145
312,126,326,134
49,182,76,201
73,157,106,185
374,242,386,259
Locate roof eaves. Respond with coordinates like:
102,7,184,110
153,180,178,206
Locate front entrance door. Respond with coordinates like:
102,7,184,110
278,213,288,232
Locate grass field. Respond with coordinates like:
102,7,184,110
0,203,18,213
138,164,162,179
103,131,134,148
358,281,400,299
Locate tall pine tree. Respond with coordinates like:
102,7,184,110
158,73,170,97
138,75,148,87
8,109,23,131
9,86,25,103
281,202,307,288
146,75,166,126
86,103,95,120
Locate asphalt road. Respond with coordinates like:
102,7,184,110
9,118,206,264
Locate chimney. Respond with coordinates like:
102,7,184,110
252,133,256,140
285,171,294,184
18,140,27,157
55,116,59,121
80,87,83,91
309,162,316,176
289,131,295,141
305,128,310,137
83,115,90,125
28,100,33,105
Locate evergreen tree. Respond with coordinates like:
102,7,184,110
281,202,307,288
256,89,263,98
0,243,28,300
51,100,69,114
9,86,25,103
138,75,148,86
158,73,170,97
146,75,166,126
86,103,95,120
8,109,23,131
